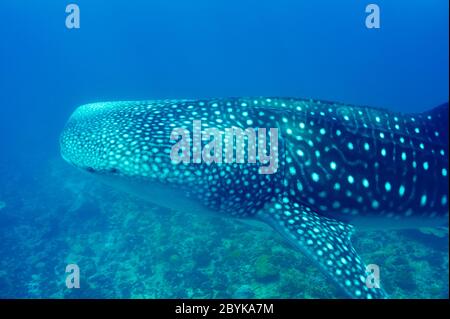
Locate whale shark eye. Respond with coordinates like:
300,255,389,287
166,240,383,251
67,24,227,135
109,168,119,174
85,167,96,173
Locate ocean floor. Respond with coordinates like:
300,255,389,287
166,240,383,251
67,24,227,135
0,158,448,298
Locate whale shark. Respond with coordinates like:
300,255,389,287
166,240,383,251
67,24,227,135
60,97,449,299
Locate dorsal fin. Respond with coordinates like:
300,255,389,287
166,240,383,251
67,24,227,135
422,102,448,125
420,102,449,145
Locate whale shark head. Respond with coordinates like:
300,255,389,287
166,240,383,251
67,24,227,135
60,101,206,208
61,101,175,177
60,99,282,214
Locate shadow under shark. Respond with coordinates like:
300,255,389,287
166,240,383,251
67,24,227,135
60,98,449,299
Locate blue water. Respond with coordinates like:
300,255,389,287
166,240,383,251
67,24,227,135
0,1,448,298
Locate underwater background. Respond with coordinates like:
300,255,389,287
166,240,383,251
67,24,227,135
0,0,448,298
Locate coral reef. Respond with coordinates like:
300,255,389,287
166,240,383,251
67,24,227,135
254,255,279,283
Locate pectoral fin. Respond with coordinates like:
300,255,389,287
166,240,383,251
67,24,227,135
257,197,387,299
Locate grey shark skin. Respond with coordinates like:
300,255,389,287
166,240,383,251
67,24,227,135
60,98,449,299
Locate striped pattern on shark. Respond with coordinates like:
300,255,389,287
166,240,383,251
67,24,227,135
60,97,449,298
